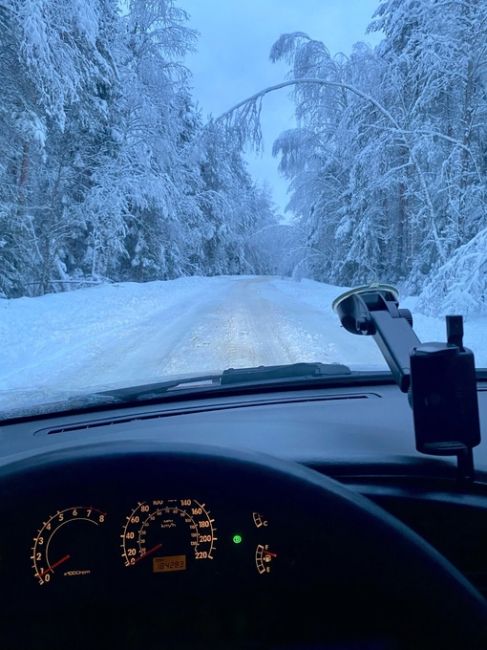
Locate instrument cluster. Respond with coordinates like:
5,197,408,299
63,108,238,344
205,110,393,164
30,498,278,587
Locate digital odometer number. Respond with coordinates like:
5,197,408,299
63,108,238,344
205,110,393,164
121,499,216,570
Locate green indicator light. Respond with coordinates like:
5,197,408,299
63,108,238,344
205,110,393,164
232,534,243,544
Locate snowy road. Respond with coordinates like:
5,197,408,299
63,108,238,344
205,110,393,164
0,276,385,409
2,274,482,413
159,276,386,373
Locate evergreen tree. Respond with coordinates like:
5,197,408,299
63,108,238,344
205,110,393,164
0,0,278,297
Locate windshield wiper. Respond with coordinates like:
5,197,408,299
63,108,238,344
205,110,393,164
98,362,351,403
220,362,350,384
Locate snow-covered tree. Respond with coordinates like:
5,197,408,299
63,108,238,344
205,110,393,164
0,0,278,297
0,0,121,295
220,0,487,313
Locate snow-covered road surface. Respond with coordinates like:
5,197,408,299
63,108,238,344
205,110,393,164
1,275,486,413
153,276,386,373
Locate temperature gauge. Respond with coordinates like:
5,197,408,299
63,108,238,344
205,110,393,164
252,512,268,528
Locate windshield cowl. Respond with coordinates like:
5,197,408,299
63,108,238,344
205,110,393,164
0,366,394,424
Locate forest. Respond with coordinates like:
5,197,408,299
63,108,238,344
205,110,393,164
0,0,278,298
2,1,487,316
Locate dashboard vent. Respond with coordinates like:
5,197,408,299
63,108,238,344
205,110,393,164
34,392,378,437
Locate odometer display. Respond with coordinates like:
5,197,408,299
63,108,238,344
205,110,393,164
121,499,216,570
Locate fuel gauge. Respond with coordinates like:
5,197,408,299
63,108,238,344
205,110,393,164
255,543,277,574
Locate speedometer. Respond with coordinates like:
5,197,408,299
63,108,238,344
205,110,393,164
121,499,216,571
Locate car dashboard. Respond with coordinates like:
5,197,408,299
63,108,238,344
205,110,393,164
1,379,487,649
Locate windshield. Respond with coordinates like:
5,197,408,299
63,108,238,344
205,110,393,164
1,0,487,417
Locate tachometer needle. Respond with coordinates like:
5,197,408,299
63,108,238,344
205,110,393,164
132,543,162,565
39,554,71,578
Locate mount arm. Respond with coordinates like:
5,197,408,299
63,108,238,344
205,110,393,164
332,285,481,482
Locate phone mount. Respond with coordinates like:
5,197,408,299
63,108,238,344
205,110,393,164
333,285,481,482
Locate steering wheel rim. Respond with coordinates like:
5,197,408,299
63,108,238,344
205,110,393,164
1,441,486,649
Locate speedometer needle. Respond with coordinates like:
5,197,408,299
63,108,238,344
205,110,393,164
132,543,162,565
39,554,71,578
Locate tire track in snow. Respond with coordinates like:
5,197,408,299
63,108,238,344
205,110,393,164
156,277,347,373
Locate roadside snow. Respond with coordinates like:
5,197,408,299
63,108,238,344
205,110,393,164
1,276,486,414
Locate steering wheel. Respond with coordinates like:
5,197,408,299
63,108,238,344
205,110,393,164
1,442,486,649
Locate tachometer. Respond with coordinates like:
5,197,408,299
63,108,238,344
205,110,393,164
121,499,216,570
31,506,106,585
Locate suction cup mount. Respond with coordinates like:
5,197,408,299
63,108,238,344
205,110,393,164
333,285,481,482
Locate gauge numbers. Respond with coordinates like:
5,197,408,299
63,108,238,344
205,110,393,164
31,506,106,585
121,499,216,570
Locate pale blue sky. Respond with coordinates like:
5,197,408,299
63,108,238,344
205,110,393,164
184,0,382,216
